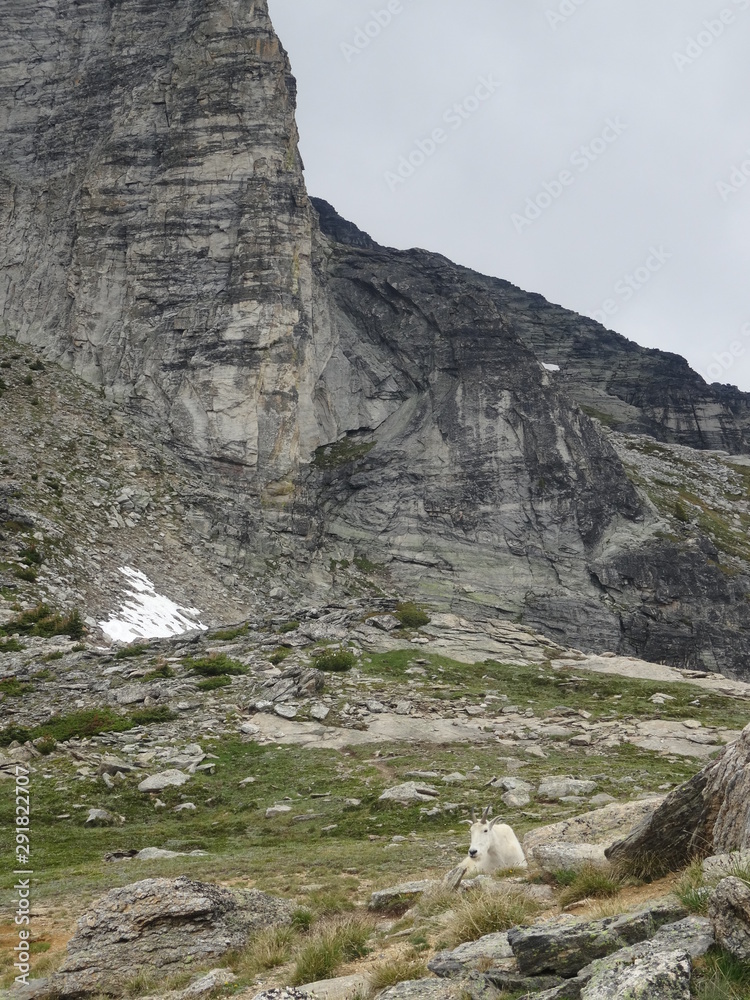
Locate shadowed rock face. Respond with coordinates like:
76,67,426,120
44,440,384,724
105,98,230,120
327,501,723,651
3,0,750,674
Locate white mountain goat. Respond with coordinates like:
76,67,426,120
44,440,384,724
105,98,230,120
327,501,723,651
465,806,527,872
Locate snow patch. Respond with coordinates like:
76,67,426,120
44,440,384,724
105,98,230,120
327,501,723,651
99,567,207,643
542,362,561,372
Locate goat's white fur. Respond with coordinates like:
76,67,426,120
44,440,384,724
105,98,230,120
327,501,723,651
465,806,527,872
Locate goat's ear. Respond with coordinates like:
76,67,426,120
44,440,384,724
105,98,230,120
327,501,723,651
489,816,503,828
462,819,474,826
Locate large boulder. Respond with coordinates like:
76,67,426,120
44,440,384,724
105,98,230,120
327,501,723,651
51,877,293,996
709,876,750,962
507,900,686,977
579,950,691,1000
607,723,750,876
523,799,663,868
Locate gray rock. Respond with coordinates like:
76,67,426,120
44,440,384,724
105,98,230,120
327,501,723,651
588,793,616,807
709,876,750,961
373,980,483,1000
524,799,664,861
428,932,513,976
114,684,152,706
310,704,330,721
97,756,138,776
252,991,314,1000
50,877,293,996
298,974,369,1000
274,704,298,720
369,615,401,632
533,843,608,873
580,949,691,1000
502,789,531,808
135,847,208,860
369,880,437,912
507,900,687,977
607,724,750,875
266,805,292,818
703,850,750,882
138,770,190,792
537,777,597,801
379,782,439,805
85,808,123,827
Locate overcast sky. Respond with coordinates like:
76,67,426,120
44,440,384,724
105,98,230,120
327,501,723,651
268,0,750,390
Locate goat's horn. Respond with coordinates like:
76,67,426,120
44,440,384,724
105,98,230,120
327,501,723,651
470,806,476,822
481,806,491,821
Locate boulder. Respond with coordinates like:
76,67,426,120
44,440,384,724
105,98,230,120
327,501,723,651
709,876,750,961
580,950,691,1000
51,877,293,996
428,932,513,977
298,974,370,1000
507,900,686,977
137,770,190,792
523,799,663,863
373,977,496,1000
607,722,750,875
532,843,608,873
702,850,750,882
253,992,314,1000
379,782,439,805
369,880,437,912
537,777,597,801
85,808,123,827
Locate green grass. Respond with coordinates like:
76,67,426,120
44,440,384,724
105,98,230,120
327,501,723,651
313,649,356,672
0,678,35,697
693,949,750,1000
182,653,246,677
278,620,300,634
358,649,750,731
676,859,710,915
269,647,292,665
0,705,176,747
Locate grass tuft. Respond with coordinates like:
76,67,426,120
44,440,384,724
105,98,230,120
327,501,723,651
368,950,428,994
693,948,750,1000
234,925,296,977
291,915,374,986
445,887,539,946
556,865,625,907
0,604,84,640
676,859,710,915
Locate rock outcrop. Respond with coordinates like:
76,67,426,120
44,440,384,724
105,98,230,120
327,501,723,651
709,877,750,962
4,0,750,675
606,723,750,875
50,877,293,996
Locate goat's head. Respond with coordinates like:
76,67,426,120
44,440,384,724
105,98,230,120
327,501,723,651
465,806,504,867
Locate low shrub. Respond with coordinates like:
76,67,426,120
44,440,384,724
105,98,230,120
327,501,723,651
211,624,249,641
0,638,24,654
313,648,356,672
182,653,246,677
114,644,151,660
278,620,300,634
1,604,84,640
395,603,430,628
268,647,291,666
197,675,232,691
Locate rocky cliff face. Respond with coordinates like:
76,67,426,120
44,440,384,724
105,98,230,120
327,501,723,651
2,0,750,676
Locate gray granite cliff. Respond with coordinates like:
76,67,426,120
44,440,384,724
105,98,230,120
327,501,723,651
2,0,750,675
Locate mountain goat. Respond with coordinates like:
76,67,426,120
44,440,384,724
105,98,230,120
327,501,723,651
465,806,527,873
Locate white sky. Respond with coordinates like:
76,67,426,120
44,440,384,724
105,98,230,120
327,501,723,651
268,0,750,390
